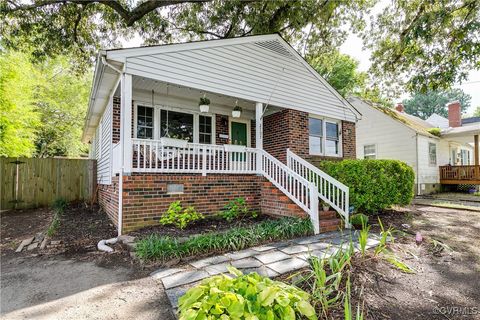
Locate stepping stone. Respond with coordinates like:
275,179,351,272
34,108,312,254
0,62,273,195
254,250,291,264
204,262,230,276
292,236,320,245
165,283,198,309
39,238,48,250
242,266,279,278
279,244,309,255
15,237,34,253
190,255,230,269
267,257,308,274
34,233,44,243
306,242,331,250
27,242,38,250
251,245,278,252
225,249,258,260
162,270,210,289
231,258,263,269
296,250,332,261
150,268,185,280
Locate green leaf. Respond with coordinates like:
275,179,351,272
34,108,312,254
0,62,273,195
297,300,317,319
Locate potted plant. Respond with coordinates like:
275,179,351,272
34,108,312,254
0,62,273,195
320,201,330,211
199,96,210,113
232,105,242,118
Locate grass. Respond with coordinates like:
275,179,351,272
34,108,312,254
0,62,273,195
46,198,67,237
135,217,313,261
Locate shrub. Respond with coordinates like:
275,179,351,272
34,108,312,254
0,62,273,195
136,217,313,261
350,213,369,227
221,197,255,222
178,266,316,320
317,159,415,213
159,201,204,229
427,128,441,137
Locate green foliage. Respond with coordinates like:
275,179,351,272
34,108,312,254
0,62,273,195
178,266,316,320
159,201,204,230
52,198,68,212
374,218,393,256
358,219,370,256
0,51,40,157
309,50,367,97
473,106,480,117
1,1,373,72
402,89,471,120
0,50,90,157
317,159,415,213
47,215,60,237
343,275,364,320
47,198,67,237
221,197,251,222
198,96,210,106
427,128,442,137
364,0,480,93
135,217,313,261
384,253,415,274
349,214,368,227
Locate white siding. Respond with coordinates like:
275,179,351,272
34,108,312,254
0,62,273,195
416,136,440,184
353,98,417,175
123,40,357,122
97,100,113,184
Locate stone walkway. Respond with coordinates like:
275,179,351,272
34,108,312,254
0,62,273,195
150,230,380,311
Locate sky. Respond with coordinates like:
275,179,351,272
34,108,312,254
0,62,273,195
340,33,480,116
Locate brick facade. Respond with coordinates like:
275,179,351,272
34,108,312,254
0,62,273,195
112,97,121,143
98,175,119,226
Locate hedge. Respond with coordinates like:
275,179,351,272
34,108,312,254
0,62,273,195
317,159,415,213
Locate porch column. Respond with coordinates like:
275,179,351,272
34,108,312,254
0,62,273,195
475,134,479,166
255,102,263,173
121,73,133,173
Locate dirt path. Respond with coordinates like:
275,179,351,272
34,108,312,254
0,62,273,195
1,206,175,320
357,205,480,319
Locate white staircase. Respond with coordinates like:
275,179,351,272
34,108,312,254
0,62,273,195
287,149,350,228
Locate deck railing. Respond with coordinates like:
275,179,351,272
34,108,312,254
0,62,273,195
439,165,480,183
287,149,350,228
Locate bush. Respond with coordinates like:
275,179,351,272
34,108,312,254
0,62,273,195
350,213,368,227
159,201,204,229
317,159,415,213
221,197,257,221
135,217,313,261
178,267,316,320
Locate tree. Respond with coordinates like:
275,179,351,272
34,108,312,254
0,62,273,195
402,89,472,120
473,106,480,117
0,0,373,71
309,51,367,97
0,51,40,157
0,50,90,158
364,0,480,94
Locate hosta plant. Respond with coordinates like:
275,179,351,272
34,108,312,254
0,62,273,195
178,267,316,320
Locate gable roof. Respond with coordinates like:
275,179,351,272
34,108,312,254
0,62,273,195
350,97,438,138
426,113,449,129
83,34,360,142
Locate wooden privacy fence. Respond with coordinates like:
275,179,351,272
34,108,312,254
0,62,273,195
0,157,96,210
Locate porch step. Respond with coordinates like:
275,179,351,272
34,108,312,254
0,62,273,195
319,210,337,220
320,218,343,232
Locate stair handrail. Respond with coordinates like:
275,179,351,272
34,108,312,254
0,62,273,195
286,149,350,228
258,149,320,234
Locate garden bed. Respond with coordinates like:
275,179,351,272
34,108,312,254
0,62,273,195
130,214,271,239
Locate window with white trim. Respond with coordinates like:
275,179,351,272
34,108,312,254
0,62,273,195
309,117,341,156
160,109,194,142
136,106,154,139
199,115,212,144
364,144,376,159
428,142,437,165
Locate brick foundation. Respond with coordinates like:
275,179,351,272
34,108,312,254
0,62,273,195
260,181,307,218
98,175,119,226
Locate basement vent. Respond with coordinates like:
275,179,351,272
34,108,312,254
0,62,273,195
254,40,296,60
167,184,184,194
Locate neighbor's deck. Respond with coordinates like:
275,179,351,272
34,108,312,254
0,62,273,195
439,165,480,185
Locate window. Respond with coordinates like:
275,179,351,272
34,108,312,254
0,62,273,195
137,106,154,139
325,122,339,156
364,144,376,159
309,118,323,155
428,143,437,165
309,117,341,156
461,149,470,165
199,115,212,144
160,110,194,142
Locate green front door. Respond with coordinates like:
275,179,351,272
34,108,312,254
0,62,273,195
231,122,247,146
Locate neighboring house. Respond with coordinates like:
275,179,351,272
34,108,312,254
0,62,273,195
352,97,479,195
82,34,360,235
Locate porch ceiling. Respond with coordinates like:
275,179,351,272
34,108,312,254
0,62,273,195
442,124,480,143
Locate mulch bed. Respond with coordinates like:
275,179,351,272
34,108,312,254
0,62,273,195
130,214,272,239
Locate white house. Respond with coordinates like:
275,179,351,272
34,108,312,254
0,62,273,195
82,34,361,235
351,97,479,195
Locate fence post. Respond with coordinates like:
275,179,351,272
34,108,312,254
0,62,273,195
309,182,320,234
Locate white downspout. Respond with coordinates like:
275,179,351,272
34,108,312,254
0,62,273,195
97,56,124,252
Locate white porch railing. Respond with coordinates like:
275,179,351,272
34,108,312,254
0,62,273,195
287,149,350,228
259,150,320,234
132,138,258,175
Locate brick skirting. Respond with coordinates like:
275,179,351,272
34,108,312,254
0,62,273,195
97,173,314,233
